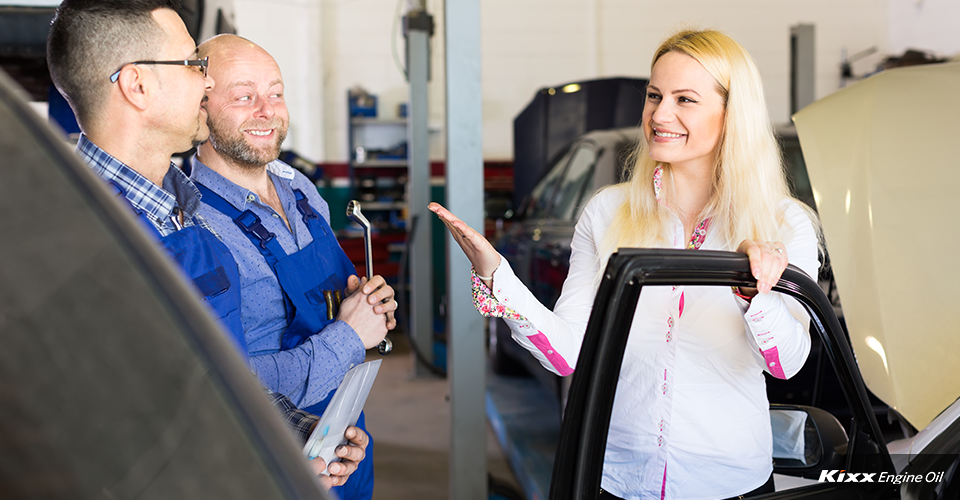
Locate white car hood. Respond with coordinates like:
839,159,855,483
793,62,960,430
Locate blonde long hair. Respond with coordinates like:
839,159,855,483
598,29,819,264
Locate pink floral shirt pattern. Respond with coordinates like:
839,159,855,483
472,271,525,321
472,268,576,375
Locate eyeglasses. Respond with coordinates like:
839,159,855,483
109,56,209,83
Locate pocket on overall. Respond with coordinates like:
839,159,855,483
193,266,231,298
275,248,346,348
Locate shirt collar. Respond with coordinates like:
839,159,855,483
75,134,201,226
190,155,294,210
266,160,297,180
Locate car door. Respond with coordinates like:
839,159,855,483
547,249,897,500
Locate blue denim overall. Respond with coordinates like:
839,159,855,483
195,182,373,500
111,183,248,359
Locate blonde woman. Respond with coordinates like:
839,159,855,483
430,29,820,500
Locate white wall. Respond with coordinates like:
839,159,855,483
888,0,960,57
232,1,899,162
233,0,446,164
232,0,325,162
480,0,889,159
318,0,448,164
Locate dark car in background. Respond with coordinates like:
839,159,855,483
490,127,636,395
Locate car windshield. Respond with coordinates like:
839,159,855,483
524,145,574,220
550,142,599,222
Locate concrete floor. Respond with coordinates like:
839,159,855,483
362,333,523,500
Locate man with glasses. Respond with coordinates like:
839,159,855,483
109,56,209,83
46,0,369,488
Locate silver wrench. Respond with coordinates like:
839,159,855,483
346,200,393,355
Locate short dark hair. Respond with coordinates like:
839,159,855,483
47,0,181,127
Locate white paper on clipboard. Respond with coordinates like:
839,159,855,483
302,359,381,474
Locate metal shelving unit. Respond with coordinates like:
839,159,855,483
343,92,410,286
346,92,409,223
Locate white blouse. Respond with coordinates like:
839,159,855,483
481,184,820,499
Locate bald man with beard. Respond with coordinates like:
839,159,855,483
190,35,396,499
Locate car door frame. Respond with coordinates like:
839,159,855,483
548,249,895,500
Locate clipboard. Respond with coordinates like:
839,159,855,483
302,359,381,474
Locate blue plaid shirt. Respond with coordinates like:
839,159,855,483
76,134,217,237
269,390,319,444
75,135,319,441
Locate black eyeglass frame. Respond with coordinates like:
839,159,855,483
109,57,209,83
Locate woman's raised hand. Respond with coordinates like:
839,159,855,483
736,239,789,296
428,202,501,278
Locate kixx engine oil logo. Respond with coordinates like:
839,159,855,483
818,470,946,484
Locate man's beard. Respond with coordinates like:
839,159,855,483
207,116,288,169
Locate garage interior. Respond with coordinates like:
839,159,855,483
2,0,959,499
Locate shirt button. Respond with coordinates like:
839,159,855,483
667,317,674,328
665,331,672,342
547,349,554,354
273,213,280,218
246,194,256,202
769,361,776,367
657,436,663,446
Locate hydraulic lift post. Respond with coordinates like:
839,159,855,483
442,0,487,497
404,6,435,378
